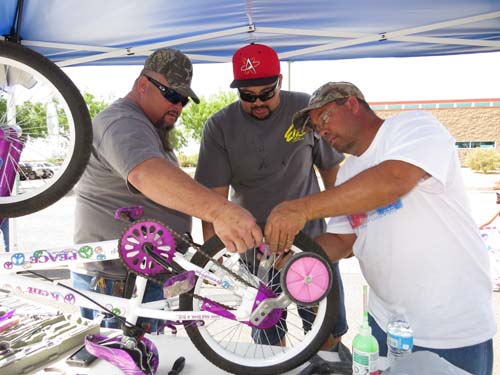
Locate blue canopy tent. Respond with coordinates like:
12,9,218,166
1,0,499,66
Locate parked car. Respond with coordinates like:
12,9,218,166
32,162,55,179
18,162,38,180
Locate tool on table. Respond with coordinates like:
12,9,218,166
168,356,185,375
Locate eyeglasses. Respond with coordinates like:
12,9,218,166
304,98,348,132
144,76,189,107
301,110,332,133
312,110,332,133
238,79,280,103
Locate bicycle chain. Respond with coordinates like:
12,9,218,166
118,219,259,310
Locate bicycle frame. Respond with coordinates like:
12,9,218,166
0,239,260,326
0,224,339,375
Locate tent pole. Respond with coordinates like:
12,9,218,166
287,61,291,91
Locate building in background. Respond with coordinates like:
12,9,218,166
372,98,500,164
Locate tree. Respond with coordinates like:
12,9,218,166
16,100,50,138
0,97,6,120
10,92,108,140
172,91,237,150
5,89,231,156
83,92,109,119
466,148,500,174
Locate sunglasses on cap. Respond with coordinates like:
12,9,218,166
238,79,280,103
144,75,189,107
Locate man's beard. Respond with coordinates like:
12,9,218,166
162,121,175,130
157,109,179,129
156,112,177,151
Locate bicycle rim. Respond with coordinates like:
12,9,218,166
180,232,340,375
0,41,91,217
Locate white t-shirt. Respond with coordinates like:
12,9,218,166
328,111,496,349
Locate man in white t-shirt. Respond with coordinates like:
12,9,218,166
264,82,495,375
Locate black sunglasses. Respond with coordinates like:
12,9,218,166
145,76,189,107
238,79,280,103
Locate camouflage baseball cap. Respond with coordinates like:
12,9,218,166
144,48,200,104
292,82,365,131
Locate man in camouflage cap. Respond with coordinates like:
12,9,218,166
143,48,200,104
264,81,495,374
292,82,365,133
72,48,262,331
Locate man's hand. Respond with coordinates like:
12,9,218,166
212,202,263,253
264,200,309,252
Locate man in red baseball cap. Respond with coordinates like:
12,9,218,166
230,43,281,89
196,42,348,351
228,43,283,120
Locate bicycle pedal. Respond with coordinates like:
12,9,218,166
163,271,195,298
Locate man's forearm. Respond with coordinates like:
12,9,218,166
303,160,426,222
128,157,228,222
314,233,355,262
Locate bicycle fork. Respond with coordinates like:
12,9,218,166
0,127,23,199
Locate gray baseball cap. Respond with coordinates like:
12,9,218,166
144,48,200,104
292,81,365,131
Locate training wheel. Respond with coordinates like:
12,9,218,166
119,219,177,277
280,252,333,306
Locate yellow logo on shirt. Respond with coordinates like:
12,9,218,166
284,123,306,143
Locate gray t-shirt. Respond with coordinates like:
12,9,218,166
74,98,192,279
195,90,344,238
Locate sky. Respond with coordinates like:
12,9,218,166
62,51,500,104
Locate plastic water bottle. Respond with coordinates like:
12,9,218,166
386,309,413,365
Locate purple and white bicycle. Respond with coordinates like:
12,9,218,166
1,206,340,374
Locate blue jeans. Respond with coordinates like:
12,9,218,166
368,314,493,375
1,219,9,252
253,261,348,345
71,272,165,333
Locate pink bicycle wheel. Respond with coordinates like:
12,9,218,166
282,252,332,305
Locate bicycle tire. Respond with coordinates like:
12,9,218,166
179,231,340,375
0,41,92,217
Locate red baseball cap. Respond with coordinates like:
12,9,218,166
230,43,281,88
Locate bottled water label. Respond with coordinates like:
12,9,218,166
387,332,413,350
